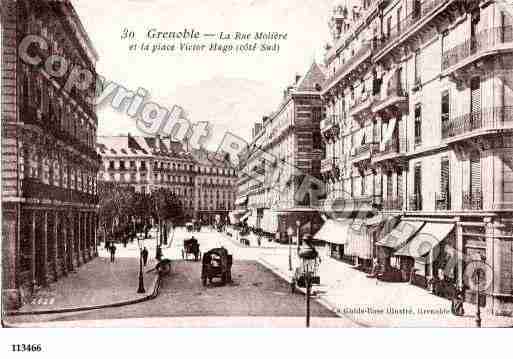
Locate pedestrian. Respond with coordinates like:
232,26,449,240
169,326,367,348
109,243,117,263
155,245,163,261
142,246,149,266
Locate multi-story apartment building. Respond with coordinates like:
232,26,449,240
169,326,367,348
319,0,513,316
2,0,100,309
236,63,326,241
97,135,237,222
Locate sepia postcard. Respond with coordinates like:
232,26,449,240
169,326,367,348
2,0,513,333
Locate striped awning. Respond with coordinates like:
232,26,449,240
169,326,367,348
394,222,454,258
313,219,352,245
377,221,424,250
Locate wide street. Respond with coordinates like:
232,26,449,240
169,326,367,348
6,228,353,327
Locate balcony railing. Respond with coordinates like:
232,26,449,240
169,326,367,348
373,138,408,161
324,42,372,90
349,92,375,117
372,86,408,112
321,157,336,173
374,0,450,56
442,26,513,71
383,197,403,211
435,192,451,210
351,143,379,161
442,106,513,140
409,193,422,211
321,114,342,132
462,190,483,211
22,178,98,204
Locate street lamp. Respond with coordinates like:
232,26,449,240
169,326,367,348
287,226,294,271
137,237,145,294
472,253,486,328
298,245,319,328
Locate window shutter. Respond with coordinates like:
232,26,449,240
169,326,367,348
397,171,403,204
470,156,481,194
470,77,481,129
441,157,450,194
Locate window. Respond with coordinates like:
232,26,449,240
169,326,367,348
109,161,115,170
441,90,450,131
413,162,422,210
387,17,392,39
440,156,451,209
397,7,402,33
414,50,421,85
414,103,422,146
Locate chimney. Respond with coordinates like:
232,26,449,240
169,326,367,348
295,73,301,84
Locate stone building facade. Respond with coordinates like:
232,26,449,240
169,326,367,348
97,135,237,222
319,0,513,315
236,63,326,241
2,0,100,309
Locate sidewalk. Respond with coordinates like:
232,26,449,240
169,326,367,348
259,250,513,327
11,245,159,315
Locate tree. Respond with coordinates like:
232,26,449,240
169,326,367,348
150,188,184,245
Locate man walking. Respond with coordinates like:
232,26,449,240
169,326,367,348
109,243,117,263
142,246,149,266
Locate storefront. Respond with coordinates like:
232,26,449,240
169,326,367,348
376,220,424,280
393,222,455,288
314,218,352,262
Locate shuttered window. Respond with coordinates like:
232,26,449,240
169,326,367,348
470,77,481,129
414,104,422,146
441,157,450,193
397,171,403,204
470,156,481,194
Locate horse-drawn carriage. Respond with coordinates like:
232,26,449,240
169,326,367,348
182,237,201,261
201,247,232,286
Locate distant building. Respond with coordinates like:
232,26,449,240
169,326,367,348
96,135,237,223
235,63,326,241
2,0,100,309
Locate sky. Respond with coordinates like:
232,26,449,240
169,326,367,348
73,0,354,148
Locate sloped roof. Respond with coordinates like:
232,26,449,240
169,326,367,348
295,62,326,92
96,135,192,159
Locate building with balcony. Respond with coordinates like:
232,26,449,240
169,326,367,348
235,63,326,241
317,0,513,316
2,0,101,309
97,135,237,222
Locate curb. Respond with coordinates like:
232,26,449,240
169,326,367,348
5,273,162,317
257,257,370,328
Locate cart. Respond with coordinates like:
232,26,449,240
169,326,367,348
201,247,232,286
182,237,201,261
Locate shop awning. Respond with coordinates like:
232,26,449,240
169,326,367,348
376,220,424,250
345,219,372,259
247,212,258,228
235,196,248,206
261,209,278,233
394,222,455,258
313,219,351,245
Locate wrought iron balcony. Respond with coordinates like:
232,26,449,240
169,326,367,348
409,193,422,211
372,138,408,164
462,190,483,211
442,26,513,71
324,42,372,91
383,196,403,211
372,86,409,114
320,157,337,174
351,143,379,163
349,92,375,118
374,0,452,58
435,192,451,211
441,106,513,141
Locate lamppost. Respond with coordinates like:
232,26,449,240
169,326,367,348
137,237,145,293
287,226,294,271
298,245,319,328
473,253,486,328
